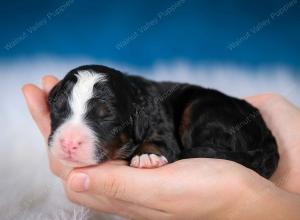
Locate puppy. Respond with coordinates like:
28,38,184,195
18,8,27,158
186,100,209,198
48,65,279,178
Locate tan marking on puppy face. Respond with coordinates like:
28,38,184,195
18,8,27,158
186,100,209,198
110,132,130,159
120,133,129,143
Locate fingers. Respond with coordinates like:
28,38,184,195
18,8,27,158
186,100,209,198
66,161,166,209
244,93,300,138
22,84,51,140
245,93,299,111
64,183,116,213
42,75,59,93
244,93,280,107
22,75,59,140
246,94,299,134
245,94,300,194
22,75,71,181
64,184,169,220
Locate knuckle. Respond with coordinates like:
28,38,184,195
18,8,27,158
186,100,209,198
102,174,126,199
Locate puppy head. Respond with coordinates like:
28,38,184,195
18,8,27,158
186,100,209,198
48,66,134,167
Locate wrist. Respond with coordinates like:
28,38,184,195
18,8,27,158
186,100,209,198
220,170,275,220
223,171,300,220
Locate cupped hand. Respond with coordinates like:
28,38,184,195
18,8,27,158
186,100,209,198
245,94,300,193
22,76,300,219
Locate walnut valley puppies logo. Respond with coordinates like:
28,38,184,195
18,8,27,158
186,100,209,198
227,0,298,51
115,0,186,50
154,84,181,104
4,0,75,51
229,110,260,135
110,84,182,136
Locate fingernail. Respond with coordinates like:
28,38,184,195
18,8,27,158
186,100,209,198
70,173,90,192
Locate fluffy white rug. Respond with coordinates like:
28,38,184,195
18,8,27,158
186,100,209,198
0,57,299,220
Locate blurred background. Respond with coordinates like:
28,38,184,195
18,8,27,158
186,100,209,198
0,0,299,219
1,0,300,67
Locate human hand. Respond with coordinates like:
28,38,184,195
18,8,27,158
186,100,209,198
245,94,300,194
22,76,72,180
22,76,300,219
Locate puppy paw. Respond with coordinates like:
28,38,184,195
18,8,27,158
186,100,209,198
130,154,168,168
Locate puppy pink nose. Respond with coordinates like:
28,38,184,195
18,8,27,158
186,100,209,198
60,138,83,153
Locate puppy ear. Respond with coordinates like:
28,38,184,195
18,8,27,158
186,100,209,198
48,76,76,107
132,107,149,143
48,80,64,106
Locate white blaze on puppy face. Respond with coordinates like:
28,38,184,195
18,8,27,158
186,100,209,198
49,70,106,167
70,70,106,120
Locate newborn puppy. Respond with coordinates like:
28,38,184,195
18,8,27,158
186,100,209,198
48,65,279,178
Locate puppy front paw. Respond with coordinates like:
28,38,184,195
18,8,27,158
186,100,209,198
130,154,168,168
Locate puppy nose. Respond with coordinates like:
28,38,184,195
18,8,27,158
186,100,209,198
60,138,83,153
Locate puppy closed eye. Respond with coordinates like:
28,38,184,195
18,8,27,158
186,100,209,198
87,98,114,120
97,105,110,118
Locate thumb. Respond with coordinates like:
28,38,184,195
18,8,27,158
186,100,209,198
67,160,165,207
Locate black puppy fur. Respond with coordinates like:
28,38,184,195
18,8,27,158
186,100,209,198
48,65,279,178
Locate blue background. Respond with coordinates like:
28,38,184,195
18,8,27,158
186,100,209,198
1,0,299,68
